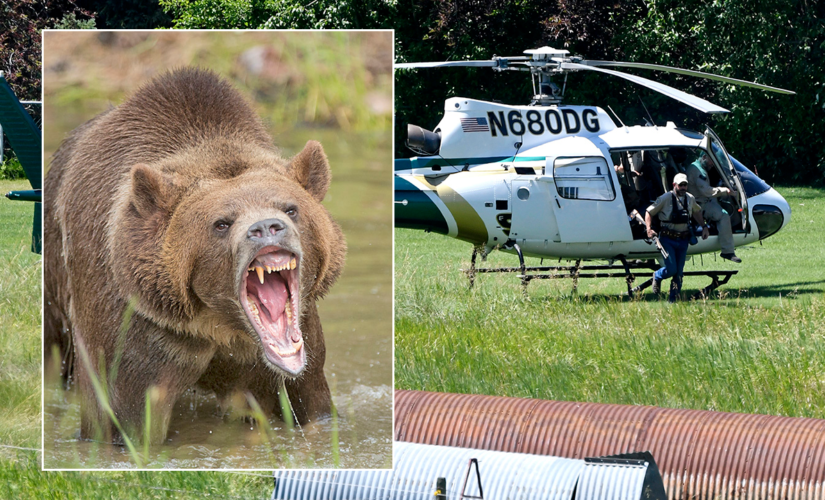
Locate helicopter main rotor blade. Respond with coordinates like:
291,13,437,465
395,60,499,69
581,60,795,95
395,56,529,70
561,62,729,114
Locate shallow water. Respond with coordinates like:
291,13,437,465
43,128,393,469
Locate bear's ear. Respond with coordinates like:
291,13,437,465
129,164,172,217
286,140,331,202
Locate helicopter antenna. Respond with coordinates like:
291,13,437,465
638,95,656,126
607,105,626,127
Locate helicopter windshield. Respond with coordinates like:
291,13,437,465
730,156,770,197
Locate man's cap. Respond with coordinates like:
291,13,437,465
674,173,688,185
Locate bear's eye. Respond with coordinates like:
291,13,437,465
285,207,298,218
213,220,232,234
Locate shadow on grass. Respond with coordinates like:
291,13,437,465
525,288,822,306
717,279,825,298
521,277,825,304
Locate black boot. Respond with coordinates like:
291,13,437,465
721,253,742,263
668,276,682,303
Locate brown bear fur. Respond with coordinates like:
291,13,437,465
44,68,346,444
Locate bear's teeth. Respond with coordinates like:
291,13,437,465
285,301,292,322
249,301,262,325
256,266,265,284
290,258,297,270
275,340,301,357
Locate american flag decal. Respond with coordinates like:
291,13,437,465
460,117,489,133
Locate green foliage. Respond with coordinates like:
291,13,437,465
53,12,97,29
159,0,394,29
616,0,825,185
0,157,26,181
77,0,172,28
159,0,262,28
0,0,93,99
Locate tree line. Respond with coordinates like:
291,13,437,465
2,0,823,184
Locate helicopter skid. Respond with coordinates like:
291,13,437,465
463,247,737,299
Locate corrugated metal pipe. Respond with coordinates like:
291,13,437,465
272,441,667,500
395,390,825,500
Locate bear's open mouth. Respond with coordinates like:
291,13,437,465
240,248,304,375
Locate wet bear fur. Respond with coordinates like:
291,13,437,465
44,68,346,444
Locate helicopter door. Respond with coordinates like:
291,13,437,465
509,178,562,246
546,156,631,243
703,127,748,229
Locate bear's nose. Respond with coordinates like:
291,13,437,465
247,218,286,241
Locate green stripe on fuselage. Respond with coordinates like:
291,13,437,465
394,156,545,171
395,177,449,234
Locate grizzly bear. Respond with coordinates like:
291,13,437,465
44,68,346,444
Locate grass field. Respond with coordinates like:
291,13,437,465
395,186,825,418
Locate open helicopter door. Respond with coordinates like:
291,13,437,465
539,155,631,243
702,128,748,230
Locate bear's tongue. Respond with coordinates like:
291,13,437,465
246,272,299,354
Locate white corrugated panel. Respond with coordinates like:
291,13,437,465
577,459,649,500
275,469,394,500
274,442,584,500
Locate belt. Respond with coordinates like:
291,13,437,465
661,228,691,240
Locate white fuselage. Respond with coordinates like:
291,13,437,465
395,98,791,260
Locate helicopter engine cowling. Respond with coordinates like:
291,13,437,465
406,124,441,155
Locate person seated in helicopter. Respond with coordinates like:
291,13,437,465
665,147,691,178
646,173,710,302
628,150,669,206
686,152,741,263
614,163,646,238
627,151,651,203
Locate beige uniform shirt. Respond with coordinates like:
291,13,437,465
647,190,701,232
686,161,727,202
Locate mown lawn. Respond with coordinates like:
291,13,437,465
395,186,825,418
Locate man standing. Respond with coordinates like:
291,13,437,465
686,153,741,263
646,173,709,302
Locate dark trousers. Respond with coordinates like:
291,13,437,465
654,235,689,302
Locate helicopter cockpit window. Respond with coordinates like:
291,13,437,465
553,156,615,201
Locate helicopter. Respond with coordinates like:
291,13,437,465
394,47,794,298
